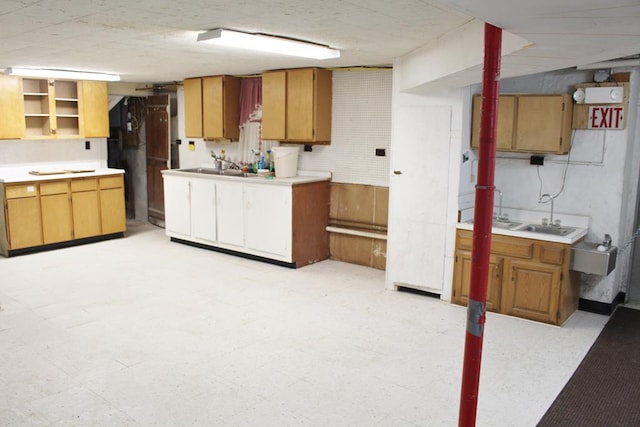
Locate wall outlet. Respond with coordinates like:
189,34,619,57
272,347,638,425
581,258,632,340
375,148,386,157
304,145,313,152
530,155,544,165
85,140,90,150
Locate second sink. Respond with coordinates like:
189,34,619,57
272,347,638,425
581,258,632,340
517,224,576,236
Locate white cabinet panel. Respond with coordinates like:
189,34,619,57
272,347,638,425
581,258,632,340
190,178,217,243
216,181,244,247
244,184,291,257
163,176,191,237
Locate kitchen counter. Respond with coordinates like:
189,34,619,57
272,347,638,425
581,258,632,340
0,164,124,183
161,168,330,186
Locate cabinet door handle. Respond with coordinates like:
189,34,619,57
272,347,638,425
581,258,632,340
393,170,403,175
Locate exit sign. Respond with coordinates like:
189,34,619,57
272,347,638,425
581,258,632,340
588,106,625,129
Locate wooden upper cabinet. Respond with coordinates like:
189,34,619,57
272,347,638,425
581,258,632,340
515,95,572,153
471,95,516,150
0,75,25,139
261,71,287,140
184,78,203,138
262,67,332,144
184,75,240,140
470,94,573,154
80,81,109,138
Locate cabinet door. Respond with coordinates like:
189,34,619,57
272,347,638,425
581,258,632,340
190,178,217,243
163,176,191,237
6,197,43,249
72,190,101,239
286,68,316,141
0,75,25,139
244,184,291,257
502,259,561,324
81,81,109,138
184,78,203,138
41,193,73,244
515,95,568,153
471,95,516,150
261,71,287,140
202,76,225,139
216,181,244,247
100,188,126,234
452,250,502,312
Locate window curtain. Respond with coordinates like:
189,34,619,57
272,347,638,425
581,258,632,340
237,77,278,164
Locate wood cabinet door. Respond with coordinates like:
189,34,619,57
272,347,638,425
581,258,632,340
286,68,315,141
515,95,567,153
261,71,287,140
6,197,43,249
502,259,561,324
184,78,203,138
471,95,516,150
202,76,224,139
100,187,126,235
72,190,101,239
0,75,25,139
41,193,73,244
81,81,109,137
452,250,502,312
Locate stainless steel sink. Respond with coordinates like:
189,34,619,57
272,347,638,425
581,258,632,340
517,224,576,236
178,168,251,177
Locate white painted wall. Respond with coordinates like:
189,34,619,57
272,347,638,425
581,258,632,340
0,138,108,168
459,67,640,303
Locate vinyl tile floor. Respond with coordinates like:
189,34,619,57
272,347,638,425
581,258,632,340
0,222,609,426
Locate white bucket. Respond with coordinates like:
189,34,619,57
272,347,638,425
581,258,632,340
271,146,299,178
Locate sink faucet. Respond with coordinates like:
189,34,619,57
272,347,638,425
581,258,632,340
210,151,242,170
495,187,507,221
538,193,556,226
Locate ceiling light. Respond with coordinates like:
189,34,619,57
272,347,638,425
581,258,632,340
197,28,340,60
5,67,120,81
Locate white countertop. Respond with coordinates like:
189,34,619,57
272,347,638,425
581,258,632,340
162,168,331,186
0,162,124,184
456,221,588,244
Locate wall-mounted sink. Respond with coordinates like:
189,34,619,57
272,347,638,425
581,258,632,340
516,224,576,236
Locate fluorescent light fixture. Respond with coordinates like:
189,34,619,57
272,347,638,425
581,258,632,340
197,28,340,60
5,67,120,81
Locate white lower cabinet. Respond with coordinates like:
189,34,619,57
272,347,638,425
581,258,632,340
163,175,216,243
244,184,290,257
216,181,244,247
164,176,191,237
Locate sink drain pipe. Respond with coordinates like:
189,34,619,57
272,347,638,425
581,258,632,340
458,23,502,427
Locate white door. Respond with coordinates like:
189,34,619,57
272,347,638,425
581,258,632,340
387,106,452,293
163,175,191,237
190,178,217,243
244,184,291,257
216,181,244,247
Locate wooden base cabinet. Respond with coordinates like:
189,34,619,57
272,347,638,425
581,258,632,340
0,174,125,257
452,229,578,325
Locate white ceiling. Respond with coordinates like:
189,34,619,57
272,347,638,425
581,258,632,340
0,0,638,85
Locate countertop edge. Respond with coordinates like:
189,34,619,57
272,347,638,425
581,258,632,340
456,222,588,244
161,169,330,186
0,168,125,183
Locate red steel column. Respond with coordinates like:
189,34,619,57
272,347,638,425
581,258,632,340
458,23,502,427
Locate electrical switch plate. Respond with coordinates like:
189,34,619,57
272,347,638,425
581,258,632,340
85,140,90,150
304,145,313,152
375,148,386,157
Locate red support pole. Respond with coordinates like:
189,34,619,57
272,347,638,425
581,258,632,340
458,23,502,427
